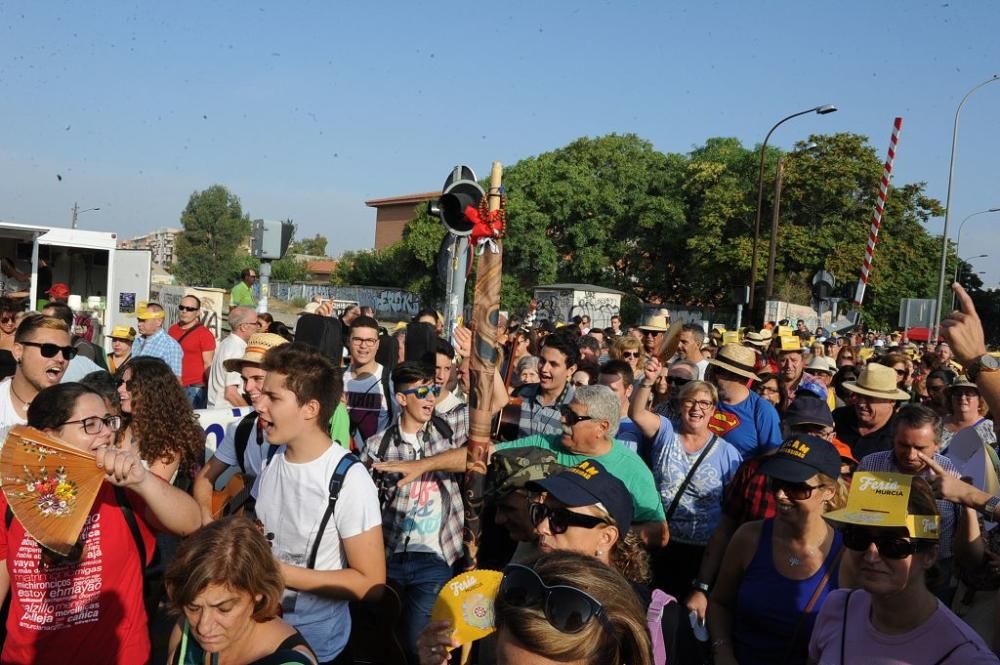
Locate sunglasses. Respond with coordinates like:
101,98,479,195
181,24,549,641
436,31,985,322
559,404,594,427
115,377,135,392
0,315,16,324
768,477,823,501
177,305,199,312
841,526,927,559
667,376,691,387
529,502,608,535
500,563,615,636
19,341,78,360
60,415,122,435
622,351,641,359
400,385,441,399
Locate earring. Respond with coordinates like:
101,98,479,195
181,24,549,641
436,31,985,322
595,549,604,557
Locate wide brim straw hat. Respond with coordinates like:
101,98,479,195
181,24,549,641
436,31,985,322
707,343,760,381
842,363,911,401
223,333,289,372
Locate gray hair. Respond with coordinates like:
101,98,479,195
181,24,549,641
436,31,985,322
573,384,621,439
668,359,699,379
229,306,256,329
681,324,705,344
516,355,540,374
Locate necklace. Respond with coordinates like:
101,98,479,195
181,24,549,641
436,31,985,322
783,531,828,567
9,383,31,412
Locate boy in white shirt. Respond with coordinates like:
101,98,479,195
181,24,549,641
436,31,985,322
255,342,386,664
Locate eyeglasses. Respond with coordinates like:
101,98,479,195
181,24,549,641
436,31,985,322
500,563,616,636
400,385,440,399
759,385,780,395
559,404,594,427
570,379,589,387
841,526,925,559
667,377,691,387
622,351,641,359
680,398,713,411
351,337,378,347
529,503,608,535
177,305,199,312
60,415,122,435
768,477,823,501
19,341,78,360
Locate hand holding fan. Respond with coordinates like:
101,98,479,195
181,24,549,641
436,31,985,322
1,425,105,555
430,570,503,664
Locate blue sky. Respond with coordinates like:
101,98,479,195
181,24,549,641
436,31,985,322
2,1,999,288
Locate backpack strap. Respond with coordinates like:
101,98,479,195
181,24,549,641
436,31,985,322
380,367,395,419
306,454,360,569
839,589,857,665
234,411,260,474
430,414,454,442
113,486,147,567
646,588,676,665
175,321,202,346
4,506,11,529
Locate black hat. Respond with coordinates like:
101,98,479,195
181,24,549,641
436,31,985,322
784,394,834,429
760,434,841,483
528,459,633,528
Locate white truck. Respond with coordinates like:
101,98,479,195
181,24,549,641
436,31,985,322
0,222,152,347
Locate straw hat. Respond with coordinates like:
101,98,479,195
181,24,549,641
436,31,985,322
945,377,978,394
824,472,939,540
707,344,760,381
805,356,834,376
841,363,910,401
106,325,137,342
223,332,289,372
744,330,772,348
638,312,669,332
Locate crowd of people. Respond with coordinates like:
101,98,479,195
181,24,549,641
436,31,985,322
0,282,999,664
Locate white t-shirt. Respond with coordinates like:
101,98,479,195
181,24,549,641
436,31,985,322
207,334,247,408
394,429,446,557
213,414,281,499
343,364,392,449
434,391,464,415
255,443,382,661
0,378,27,435
695,358,710,380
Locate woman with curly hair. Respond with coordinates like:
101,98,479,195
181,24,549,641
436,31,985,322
115,355,205,484
610,335,643,373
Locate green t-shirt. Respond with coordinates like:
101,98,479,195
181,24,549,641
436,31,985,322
330,402,351,449
494,434,666,523
229,281,257,307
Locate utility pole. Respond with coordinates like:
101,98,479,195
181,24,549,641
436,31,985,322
71,202,79,229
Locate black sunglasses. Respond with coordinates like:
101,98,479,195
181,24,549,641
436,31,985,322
667,376,691,386
19,341,78,360
841,526,927,560
559,404,594,427
500,563,616,636
768,477,823,501
177,305,199,312
529,502,608,535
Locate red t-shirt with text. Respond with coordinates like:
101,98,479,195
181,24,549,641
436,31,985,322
168,322,217,388
0,484,155,665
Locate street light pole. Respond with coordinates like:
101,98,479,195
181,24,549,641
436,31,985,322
70,202,101,229
748,104,837,322
950,207,997,310
933,75,999,333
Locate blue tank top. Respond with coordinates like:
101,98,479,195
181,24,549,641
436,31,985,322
733,518,842,665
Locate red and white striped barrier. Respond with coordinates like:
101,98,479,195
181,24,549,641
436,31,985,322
853,117,903,307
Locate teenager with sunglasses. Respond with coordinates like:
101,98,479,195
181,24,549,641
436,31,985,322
360,361,467,662
709,435,846,665
0,382,201,664
0,315,76,430
809,473,998,664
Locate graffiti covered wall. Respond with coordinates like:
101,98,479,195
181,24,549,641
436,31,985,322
267,282,422,320
533,288,623,329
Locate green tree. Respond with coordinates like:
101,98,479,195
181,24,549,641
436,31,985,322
175,185,251,288
290,233,329,257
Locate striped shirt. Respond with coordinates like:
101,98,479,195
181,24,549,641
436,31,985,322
857,451,962,559
516,383,575,438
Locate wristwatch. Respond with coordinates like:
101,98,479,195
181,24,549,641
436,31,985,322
984,495,1000,522
691,579,711,594
965,354,1000,382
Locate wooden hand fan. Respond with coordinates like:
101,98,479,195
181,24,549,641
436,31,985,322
1,425,105,556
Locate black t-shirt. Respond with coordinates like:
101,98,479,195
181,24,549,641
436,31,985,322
833,406,895,460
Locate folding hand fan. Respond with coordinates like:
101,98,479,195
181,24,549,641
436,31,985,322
0,425,105,556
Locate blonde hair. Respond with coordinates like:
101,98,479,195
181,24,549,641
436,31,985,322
611,336,641,359
496,552,653,665
677,380,719,405
818,473,848,512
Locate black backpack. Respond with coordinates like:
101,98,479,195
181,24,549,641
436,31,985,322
294,314,344,364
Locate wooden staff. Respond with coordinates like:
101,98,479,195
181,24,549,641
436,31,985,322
462,161,503,570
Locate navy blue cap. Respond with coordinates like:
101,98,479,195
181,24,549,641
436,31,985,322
527,459,634,528
784,394,834,428
760,434,842,483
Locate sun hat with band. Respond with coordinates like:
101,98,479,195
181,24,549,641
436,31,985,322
638,312,669,332
744,329,773,348
824,471,940,541
707,343,760,381
527,459,633,529
105,325,137,342
223,332,289,372
841,363,910,401
759,434,842,484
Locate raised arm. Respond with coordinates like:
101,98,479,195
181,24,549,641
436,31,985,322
629,357,664,439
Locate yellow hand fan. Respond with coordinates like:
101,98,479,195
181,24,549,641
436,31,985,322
431,570,503,663
0,425,105,556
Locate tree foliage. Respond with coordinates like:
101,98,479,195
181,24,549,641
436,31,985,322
290,233,329,257
336,133,948,328
174,185,252,288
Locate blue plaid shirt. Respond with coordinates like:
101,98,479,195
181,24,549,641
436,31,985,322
133,328,183,378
